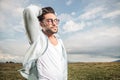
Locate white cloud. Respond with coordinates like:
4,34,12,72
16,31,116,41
80,7,105,20
1,39,28,54
66,0,72,6
0,0,24,32
58,13,73,22
68,54,119,62
71,12,76,15
0,52,24,62
13,7,24,17
0,39,29,62
117,2,120,6
0,14,6,30
102,10,120,19
63,20,85,32
64,26,120,52
0,0,24,15
13,20,25,33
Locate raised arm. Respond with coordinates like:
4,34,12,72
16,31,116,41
23,5,41,44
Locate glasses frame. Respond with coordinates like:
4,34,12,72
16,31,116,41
42,18,60,25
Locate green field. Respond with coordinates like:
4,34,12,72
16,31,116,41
0,62,120,80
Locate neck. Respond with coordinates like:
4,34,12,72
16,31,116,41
42,30,58,46
42,30,55,38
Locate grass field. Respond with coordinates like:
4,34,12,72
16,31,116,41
0,62,120,80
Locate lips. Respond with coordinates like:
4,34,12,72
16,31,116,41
51,26,57,29
49,25,58,31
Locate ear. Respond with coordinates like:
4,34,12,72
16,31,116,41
40,22,44,28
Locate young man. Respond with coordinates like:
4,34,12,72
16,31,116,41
19,5,67,80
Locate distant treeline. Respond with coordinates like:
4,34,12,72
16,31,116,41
0,61,21,64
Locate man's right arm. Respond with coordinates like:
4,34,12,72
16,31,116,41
23,5,41,44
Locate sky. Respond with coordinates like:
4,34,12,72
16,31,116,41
0,0,120,63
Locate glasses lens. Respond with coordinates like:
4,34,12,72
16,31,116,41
44,19,60,24
54,19,60,23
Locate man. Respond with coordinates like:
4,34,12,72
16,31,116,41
19,5,67,80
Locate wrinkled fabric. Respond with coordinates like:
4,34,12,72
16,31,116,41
37,39,65,80
19,5,67,80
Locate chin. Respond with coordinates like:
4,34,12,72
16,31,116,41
52,29,58,33
53,31,58,34
46,29,58,34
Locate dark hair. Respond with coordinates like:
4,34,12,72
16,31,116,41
37,7,55,21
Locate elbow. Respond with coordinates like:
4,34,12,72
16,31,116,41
23,5,40,17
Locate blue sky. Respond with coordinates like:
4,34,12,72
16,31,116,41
0,0,120,62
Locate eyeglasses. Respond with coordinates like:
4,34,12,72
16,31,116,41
43,18,60,25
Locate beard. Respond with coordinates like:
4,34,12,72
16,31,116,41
46,27,58,34
43,25,58,35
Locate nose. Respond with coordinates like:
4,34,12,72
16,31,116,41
52,20,57,26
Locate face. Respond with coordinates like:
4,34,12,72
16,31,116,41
40,13,59,34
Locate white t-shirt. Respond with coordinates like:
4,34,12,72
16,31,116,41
37,39,65,80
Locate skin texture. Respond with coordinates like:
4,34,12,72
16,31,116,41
40,13,59,46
